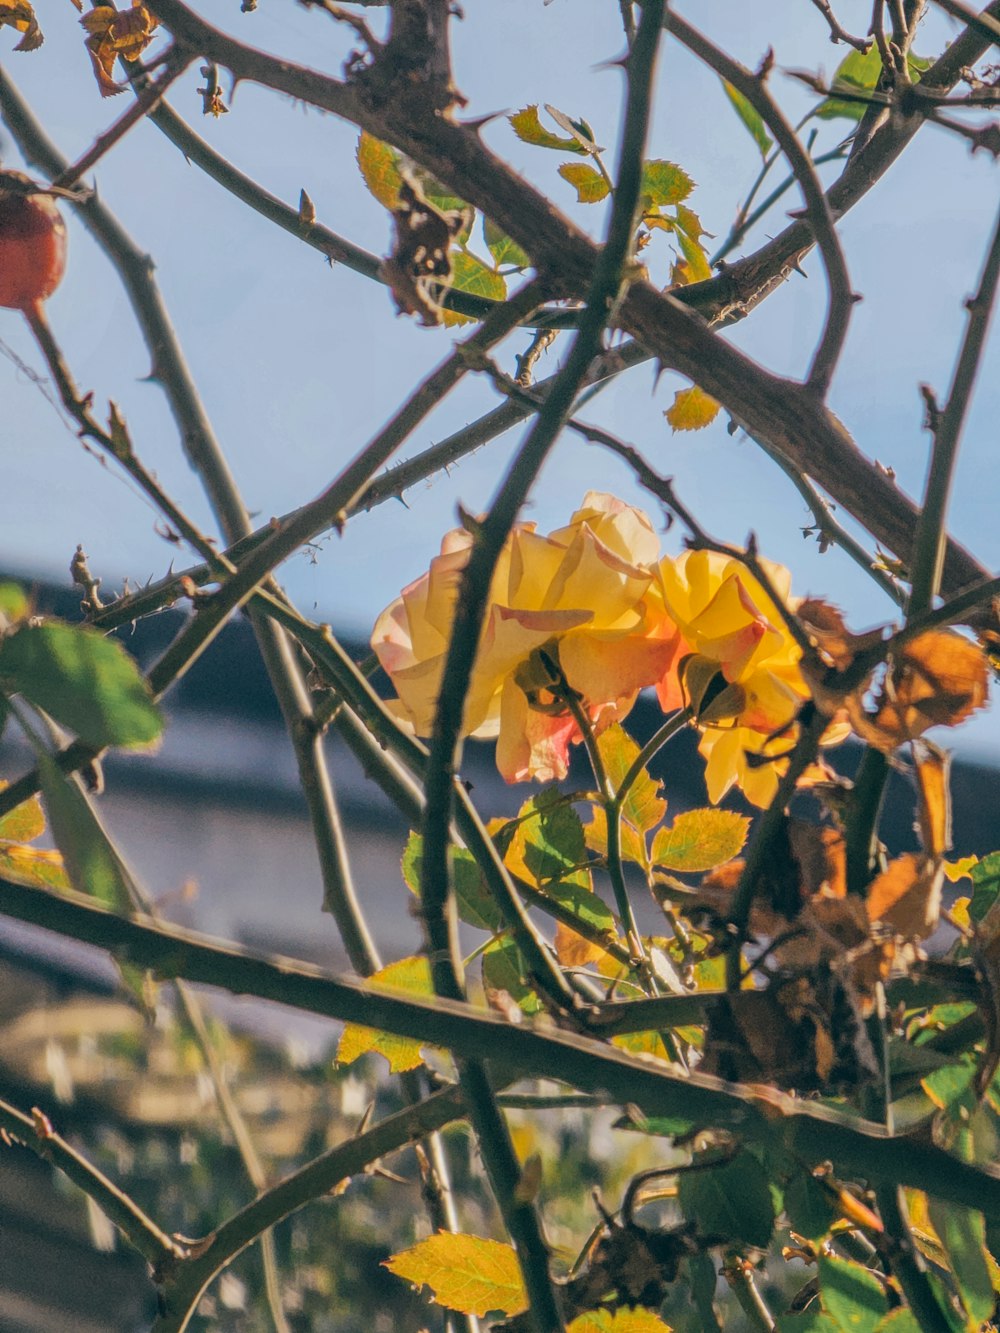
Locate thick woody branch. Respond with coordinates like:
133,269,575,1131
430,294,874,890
138,0,998,621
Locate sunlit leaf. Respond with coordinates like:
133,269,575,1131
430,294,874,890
0,582,28,626
722,80,772,157
567,1308,673,1332
402,832,502,933
640,160,694,207
0,622,162,749
35,750,131,911
0,786,45,843
816,46,931,122
337,956,435,1074
597,724,667,834
966,850,1000,922
678,1149,775,1247
777,1314,840,1333
505,789,589,890
509,104,586,153
665,384,719,432
585,805,648,869
675,229,713,282
384,1232,528,1317
612,1028,669,1061
481,937,541,1015
441,250,507,328
558,162,610,204
0,842,69,892
483,218,530,269
926,1197,994,1324
651,808,749,873
356,130,403,210
817,1254,889,1333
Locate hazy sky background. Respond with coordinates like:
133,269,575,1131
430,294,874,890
1,0,998,751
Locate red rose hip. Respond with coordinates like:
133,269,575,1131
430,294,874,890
0,171,67,312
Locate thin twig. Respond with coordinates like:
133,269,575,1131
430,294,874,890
809,0,873,49
0,1094,183,1269
664,13,856,396
51,46,194,190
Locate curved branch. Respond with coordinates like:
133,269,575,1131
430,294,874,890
664,13,855,396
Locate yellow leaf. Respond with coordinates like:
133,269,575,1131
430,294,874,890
569,1309,673,1332
554,919,606,967
945,856,978,883
665,385,720,432
0,843,69,892
356,130,403,211
612,1029,670,1062
0,786,46,843
337,956,435,1075
557,162,610,204
651,808,749,873
383,1232,528,1317
81,0,157,98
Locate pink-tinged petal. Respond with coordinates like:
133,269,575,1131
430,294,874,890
495,678,576,784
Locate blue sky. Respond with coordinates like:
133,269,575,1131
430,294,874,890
1,0,999,752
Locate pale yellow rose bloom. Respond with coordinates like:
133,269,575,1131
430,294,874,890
372,493,685,783
654,549,810,806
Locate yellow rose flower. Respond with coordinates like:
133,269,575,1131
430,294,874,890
372,493,685,783
655,548,809,806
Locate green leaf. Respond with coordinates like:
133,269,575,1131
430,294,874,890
558,162,610,204
402,833,502,933
640,159,695,207
337,956,436,1074
0,841,69,892
384,1233,527,1318
356,130,403,209
0,582,28,626
967,850,1000,922
689,1251,722,1331
509,105,587,153
926,1198,994,1324
664,385,720,433
678,1149,775,1248
546,879,615,937
481,937,541,1015
676,228,713,282
817,1254,889,1333
778,1316,841,1333
598,724,666,835
483,218,530,269
873,1314,921,1333
921,1057,977,1111
0,623,162,750
651,808,749,872
441,251,507,328
784,1169,836,1241
675,203,708,242
510,788,589,889
613,1110,699,1138
722,80,773,158
816,47,931,122
35,751,132,911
